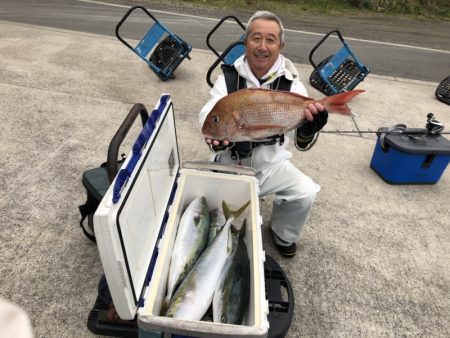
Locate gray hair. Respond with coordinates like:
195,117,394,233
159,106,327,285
244,10,285,45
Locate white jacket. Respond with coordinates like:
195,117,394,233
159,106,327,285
199,54,308,171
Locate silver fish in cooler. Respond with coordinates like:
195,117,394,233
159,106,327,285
208,208,226,245
165,201,250,320
164,196,210,306
213,219,250,324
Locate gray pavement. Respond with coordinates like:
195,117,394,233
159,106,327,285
0,19,449,338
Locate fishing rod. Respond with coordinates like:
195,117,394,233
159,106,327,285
322,113,449,136
321,130,450,135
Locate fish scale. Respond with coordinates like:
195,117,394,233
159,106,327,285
164,196,210,307
165,201,250,321
213,221,250,324
236,103,303,139
202,88,364,142
241,104,302,124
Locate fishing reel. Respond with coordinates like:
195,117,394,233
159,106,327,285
375,113,444,136
426,113,444,135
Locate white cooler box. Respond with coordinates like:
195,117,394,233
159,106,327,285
92,95,278,338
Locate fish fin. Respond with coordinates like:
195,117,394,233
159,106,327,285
230,222,239,235
222,201,231,220
243,87,317,103
243,87,272,92
232,115,247,130
230,218,246,234
239,218,247,240
233,115,278,135
161,297,169,316
222,200,250,220
233,113,284,135
319,90,364,114
227,226,236,255
279,90,315,100
229,218,247,253
230,223,239,250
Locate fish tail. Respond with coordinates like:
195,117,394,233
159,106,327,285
239,219,246,240
161,297,170,316
222,200,250,220
229,218,247,253
230,218,246,237
319,89,364,114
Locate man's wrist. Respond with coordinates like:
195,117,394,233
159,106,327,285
296,131,315,149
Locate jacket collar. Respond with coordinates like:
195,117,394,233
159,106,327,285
234,54,299,87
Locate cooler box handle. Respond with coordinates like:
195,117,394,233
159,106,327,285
113,95,170,203
182,161,257,176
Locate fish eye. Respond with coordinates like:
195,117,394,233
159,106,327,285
212,115,220,123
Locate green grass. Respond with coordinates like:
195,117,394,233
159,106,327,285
151,0,449,19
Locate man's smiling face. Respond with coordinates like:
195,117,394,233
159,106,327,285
245,18,283,79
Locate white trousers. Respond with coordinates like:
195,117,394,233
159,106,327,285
257,160,320,244
214,150,320,244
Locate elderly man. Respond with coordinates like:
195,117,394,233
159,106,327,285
199,11,328,257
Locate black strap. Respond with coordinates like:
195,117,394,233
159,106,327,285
222,64,246,93
231,134,285,160
222,64,292,92
78,202,97,243
275,76,292,91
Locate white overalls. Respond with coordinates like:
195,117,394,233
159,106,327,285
199,55,320,245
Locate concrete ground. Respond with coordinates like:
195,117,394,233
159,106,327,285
0,19,449,338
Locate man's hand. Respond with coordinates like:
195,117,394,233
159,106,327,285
296,103,328,150
205,138,230,147
302,103,328,131
304,102,325,121
205,138,231,152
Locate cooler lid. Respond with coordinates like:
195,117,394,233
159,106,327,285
94,94,180,319
384,129,450,155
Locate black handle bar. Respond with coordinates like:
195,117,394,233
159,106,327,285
206,40,245,88
107,103,149,182
308,29,345,71
115,6,159,53
206,15,245,58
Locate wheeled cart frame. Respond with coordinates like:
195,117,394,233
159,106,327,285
309,30,369,95
115,6,192,80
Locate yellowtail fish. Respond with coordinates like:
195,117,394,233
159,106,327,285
165,201,250,320
164,197,210,307
213,220,250,324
